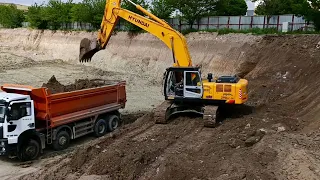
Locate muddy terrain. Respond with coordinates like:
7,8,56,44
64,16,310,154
0,28,320,180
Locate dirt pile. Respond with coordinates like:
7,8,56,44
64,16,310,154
42,75,112,94
19,34,320,180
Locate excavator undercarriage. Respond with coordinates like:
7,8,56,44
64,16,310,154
154,101,220,127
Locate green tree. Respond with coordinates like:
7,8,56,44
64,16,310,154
304,0,320,31
122,0,149,32
0,5,25,28
71,0,105,29
253,0,310,15
71,3,90,23
89,0,106,29
150,0,174,19
253,0,320,31
215,0,248,16
42,0,74,30
27,4,48,29
168,0,217,29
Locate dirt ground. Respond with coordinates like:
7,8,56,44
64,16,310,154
1,29,320,180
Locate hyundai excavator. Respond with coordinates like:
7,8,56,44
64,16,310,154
79,0,248,127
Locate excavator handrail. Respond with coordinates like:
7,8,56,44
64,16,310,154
81,0,193,67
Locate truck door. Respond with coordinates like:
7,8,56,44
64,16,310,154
4,101,35,144
183,71,203,99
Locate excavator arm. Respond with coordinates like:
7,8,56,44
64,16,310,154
79,0,192,67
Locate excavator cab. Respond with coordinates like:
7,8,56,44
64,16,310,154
164,67,203,101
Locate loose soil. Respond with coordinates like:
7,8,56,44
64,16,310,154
42,75,112,94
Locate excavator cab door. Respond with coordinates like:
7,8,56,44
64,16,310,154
183,71,203,99
164,67,203,100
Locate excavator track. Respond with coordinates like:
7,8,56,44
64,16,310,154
154,101,204,124
154,101,172,124
203,105,219,128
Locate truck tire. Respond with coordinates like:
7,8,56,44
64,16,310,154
106,115,119,132
52,130,70,151
18,139,40,161
94,118,108,137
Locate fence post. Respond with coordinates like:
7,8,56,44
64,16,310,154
217,16,220,30
227,16,230,29
250,16,253,29
207,16,210,30
263,16,266,29
291,15,294,31
239,16,242,30
277,15,280,31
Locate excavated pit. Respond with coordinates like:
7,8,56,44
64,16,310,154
0,29,320,180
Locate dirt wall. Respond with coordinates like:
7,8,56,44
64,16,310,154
0,28,260,82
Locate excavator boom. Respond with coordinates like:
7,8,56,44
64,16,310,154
79,0,249,128
79,0,192,67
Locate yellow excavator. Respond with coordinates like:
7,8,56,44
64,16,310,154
79,0,248,127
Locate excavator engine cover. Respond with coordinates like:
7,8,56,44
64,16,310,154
216,75,240,83
79,38,100,62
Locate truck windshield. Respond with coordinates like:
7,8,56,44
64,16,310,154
0,106,4,123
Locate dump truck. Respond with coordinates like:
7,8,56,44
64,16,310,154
0,82,126,161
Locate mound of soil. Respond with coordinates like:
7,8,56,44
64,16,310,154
42,75,110,94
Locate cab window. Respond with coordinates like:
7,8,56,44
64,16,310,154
10,102,31,120
186,72,200,86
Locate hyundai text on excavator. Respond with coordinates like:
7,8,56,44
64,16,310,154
79,0,248,127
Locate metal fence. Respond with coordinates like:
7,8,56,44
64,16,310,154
13,14,315,32
166,14,313,32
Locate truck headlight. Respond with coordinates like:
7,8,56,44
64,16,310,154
0,142,4,146
2,147,5,152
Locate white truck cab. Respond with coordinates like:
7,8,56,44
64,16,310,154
0,92,42,160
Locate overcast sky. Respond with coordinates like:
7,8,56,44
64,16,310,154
0,0,258,9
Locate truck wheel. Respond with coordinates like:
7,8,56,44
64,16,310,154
18,139,40,161
106,115,119,132
94,119,108,137
52,131,70,151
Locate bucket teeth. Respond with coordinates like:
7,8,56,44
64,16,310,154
79,38,99,63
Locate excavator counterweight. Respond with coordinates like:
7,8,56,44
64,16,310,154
78,0,249,127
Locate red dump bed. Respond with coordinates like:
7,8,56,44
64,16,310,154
1,81,126,128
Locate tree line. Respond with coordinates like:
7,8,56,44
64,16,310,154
0,0,319,31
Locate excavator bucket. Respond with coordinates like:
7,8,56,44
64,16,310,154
79,38,100,63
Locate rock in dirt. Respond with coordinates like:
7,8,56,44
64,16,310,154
229,138,244,148
271,123,286,132
245,136,262,147
255,128,267,137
